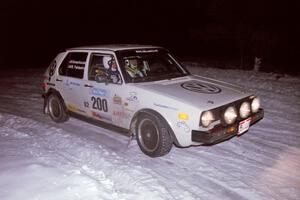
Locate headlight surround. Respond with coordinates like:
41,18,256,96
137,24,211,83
224,106,237,125
251,97,260,113
239,101,251,119
200,111,214,127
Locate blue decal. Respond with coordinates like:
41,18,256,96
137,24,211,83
177,121,190,133
90,88,108,97
65,79,70,86
70,81,80,86
154,103,178,111
65,79,80,87
126,92,139,103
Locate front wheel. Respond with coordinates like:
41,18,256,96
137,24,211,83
47,93,69,123
136,112,173,157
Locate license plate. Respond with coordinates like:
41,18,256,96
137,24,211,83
238,118,251,135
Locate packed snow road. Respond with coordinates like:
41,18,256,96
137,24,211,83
0,66,299,200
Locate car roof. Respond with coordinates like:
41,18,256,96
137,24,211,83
67,44,163,51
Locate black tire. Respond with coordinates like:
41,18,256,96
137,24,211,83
47,93,69,123
136,112,173,157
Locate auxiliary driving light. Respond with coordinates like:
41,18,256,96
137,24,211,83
201,111,214,127
224,106,237,125
239,101,251,119
251,97,260,113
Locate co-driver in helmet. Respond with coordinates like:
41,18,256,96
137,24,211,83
125,58,144,78
102,56,121,84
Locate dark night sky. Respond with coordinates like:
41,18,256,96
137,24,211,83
0,0,297,74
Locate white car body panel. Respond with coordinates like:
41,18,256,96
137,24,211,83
134,76,250,111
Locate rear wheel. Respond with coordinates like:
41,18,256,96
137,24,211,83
136,112,173,157
47,93,69,123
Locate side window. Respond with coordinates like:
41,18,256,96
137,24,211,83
88,53,122,84
88,54,106,81
59,52,88,79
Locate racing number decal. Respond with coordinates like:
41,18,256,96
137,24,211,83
91,96,108,112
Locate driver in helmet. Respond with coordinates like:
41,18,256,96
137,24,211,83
102,56,121,84
125,58,144,78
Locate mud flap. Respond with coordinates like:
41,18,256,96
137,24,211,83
127,131,135,148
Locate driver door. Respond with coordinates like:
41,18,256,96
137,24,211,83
82,53,126,127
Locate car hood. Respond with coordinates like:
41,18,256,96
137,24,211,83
135,75,251,110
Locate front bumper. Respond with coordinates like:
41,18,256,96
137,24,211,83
192,108,264,144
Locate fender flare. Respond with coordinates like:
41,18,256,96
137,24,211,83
130,108,180,146
43,88,67,114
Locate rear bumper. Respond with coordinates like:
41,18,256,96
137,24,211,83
192,108,264,144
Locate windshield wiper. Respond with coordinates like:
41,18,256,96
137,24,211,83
131,76,159,83
131,72,185,83
158,72,185,80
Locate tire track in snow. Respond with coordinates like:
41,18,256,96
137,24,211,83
0,113,173,200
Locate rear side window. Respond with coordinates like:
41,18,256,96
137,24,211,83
59,52,88,78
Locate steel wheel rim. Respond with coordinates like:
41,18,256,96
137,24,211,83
138,118,159,152
49,98,60,119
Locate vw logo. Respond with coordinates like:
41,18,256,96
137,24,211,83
181,81,221,94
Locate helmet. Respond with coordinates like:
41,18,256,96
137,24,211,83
129,59,138,69
103,56,113,69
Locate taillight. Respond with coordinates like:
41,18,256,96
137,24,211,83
41,83,47,90
42,76,48,91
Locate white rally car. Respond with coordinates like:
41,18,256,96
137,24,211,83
42,44,264,157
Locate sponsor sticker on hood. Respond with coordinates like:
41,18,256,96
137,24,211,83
181,81,221,94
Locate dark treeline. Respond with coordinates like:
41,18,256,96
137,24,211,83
0,0,296,74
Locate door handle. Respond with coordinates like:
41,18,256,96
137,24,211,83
56,78,63,82
84,84,93,88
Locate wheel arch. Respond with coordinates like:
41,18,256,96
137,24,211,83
130,108,180,146
43,88,67,114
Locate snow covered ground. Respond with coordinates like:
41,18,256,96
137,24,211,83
0,65,299,200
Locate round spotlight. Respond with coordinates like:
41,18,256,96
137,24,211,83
201,111,214,127
251,97,260,113
224,106,237,125
240,101,251,119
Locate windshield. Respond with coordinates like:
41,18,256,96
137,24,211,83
116,49,189,83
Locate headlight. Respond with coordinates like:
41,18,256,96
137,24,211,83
200,111,214,127
251,97,260,113
239,101,251,119
224,106,237,125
